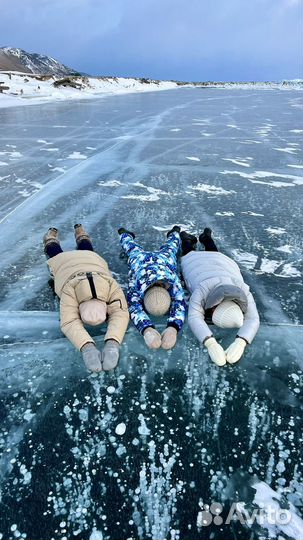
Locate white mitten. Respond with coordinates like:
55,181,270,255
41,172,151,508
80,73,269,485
161,327,177,350
102,339,120,371
143,328,162,349
204,337,226,366
225,337,247,364
81,343,102,372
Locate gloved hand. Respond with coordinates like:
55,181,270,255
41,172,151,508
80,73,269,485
204,337,226,366
81,343,102,372
167,225,181,237
143,327,162,349
225,337,247,364
161,327,177,350
102,339,120,371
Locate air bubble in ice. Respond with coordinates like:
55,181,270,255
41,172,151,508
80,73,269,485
115,423,126,435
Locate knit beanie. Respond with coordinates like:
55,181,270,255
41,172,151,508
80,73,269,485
212,300,244,328
79,299,107,326
144,286,171,316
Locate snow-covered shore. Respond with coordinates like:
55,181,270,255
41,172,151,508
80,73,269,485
0,72,181,109
0,72,302,109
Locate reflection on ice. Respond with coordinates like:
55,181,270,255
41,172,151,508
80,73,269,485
0,323,302,539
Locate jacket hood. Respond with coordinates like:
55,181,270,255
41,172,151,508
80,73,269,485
205,284,248,313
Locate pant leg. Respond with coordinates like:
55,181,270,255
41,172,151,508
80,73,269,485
159,232,180,259
45,242,63,258
120,233,144,259
77,238,94,252
200,236,219,252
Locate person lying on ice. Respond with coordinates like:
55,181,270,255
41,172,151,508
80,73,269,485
43,224,129,373
118,226,186,350
180,228,260,366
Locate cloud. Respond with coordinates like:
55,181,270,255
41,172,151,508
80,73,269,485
0,0,124,55
0,0,302,80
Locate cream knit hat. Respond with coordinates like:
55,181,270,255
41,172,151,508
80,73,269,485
79,299,107,326
212,300,244,328
144,286,171,316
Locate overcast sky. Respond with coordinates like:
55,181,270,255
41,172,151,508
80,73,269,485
1,0,302,81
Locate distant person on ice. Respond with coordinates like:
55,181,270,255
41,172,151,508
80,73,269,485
43,225,129,373
118,226,186,350
180,228,260,366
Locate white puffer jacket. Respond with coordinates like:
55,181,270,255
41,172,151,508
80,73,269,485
181,251,260,344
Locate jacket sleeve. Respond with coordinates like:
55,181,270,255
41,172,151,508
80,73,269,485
60,287,95,350
127,286,154,334
188,287,213,344
105,280,129,344
237,291,260,344
166,279,186,332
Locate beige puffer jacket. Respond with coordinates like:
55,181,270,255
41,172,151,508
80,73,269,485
48,251,129,350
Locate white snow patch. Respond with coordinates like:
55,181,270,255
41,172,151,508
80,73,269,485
280,263,301,277
8,151,22,158
287,164,303,169
121,183,169,202
241,211,264,217
51,167,66,173
0,161,8,166
275,245,292,254
273,147,298,154
186,156,200,162
97,180,124,187
189,183,236,196
215,211,235,216
250,180,294,188
222,158,251,167
231,249,258,270
220,169,303,186
67,152,87,160
170,128,181,132
121,194,159,202
133,182,168,196
266,227,286,236
259,258,281,274
289,129,303,133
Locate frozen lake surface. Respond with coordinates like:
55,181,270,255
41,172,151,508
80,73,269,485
0,88,302,539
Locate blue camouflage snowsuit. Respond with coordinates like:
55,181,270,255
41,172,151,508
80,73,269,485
120,232,186,335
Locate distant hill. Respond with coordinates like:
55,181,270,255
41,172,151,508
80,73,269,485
0,47,79,76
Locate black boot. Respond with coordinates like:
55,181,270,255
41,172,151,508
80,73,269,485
118,227,135,239
198,228,212,243
167,225,181,238
180,231,198,255
199,228,218,252
180,231,198,244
